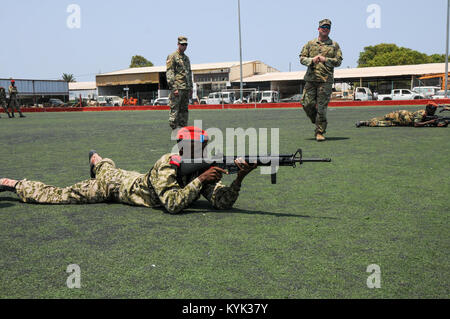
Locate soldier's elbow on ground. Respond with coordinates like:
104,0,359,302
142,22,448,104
164,205,185,214
212,202,235,210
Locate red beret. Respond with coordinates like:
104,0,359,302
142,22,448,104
176,126,208,142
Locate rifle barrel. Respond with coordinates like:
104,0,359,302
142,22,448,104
300,158,332,162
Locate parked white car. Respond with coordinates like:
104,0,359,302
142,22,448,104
412,86,441,98
153,97,169,105
353,87,375,101
247,91,280,103
377,89,424,101
431,90,449,99
97,96,124,106
206,92,235,104
233,97,249,104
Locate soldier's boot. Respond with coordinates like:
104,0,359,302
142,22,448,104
355,121,367,128
19,112,26,118
316,133,326,142
89,150,102,178
0,178,18,193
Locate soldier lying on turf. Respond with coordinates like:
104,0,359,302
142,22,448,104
355,102,450,128
0,126,257,214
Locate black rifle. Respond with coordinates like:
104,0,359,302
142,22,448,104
438,106,450,113
423,115,450,126
178,149,331,184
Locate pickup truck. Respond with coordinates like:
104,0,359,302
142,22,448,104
377,89,424,101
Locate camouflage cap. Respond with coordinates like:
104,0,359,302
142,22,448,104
178,36,188,44
319,19,332,27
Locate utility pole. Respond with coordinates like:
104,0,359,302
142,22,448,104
238,0,243,102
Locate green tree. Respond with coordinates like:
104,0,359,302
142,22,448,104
357,44,447,67
130,55,154,68
428,54,446,63
62,73,76,82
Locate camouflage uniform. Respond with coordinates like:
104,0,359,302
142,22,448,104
366,110,426,127
166,37,193,129
15,153,241,214
300,19,343,135
0,87,10,117
8,84,24,117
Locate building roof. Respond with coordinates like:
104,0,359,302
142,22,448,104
68,81,97,90
238,71,307,82
238,63,448,83
98,61,257,77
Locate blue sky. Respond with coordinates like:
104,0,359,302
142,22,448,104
0,0,447,81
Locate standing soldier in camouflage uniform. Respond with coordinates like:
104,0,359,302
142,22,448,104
166,36,193,130
300,19,342,141
0,87,12,118
8,79,26,118
355,103,450,127
0,127,256,214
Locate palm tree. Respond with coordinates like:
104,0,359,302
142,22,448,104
62,73,76,82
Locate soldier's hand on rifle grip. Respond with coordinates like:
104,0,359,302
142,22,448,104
174,90,179,96
198,166,228,184
235,158,257,179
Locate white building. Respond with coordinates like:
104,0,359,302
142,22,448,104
69,82,98,100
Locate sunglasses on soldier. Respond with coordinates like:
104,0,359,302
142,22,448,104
320,25,331,29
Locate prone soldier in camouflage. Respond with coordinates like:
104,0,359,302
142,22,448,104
0,87,12,118
166,36,193,130
300,19,343,141
0,127,256,214
355,102,450,127
8,79,25,118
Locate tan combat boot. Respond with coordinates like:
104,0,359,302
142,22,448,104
316,133,326,142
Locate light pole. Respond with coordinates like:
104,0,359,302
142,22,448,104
238,0,243,102
446,0,449,97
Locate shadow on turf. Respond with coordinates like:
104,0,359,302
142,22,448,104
178,201,338,219
0,197,337,220
305,137,350,141
0,197,18,208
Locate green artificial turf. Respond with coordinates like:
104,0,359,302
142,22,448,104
0,105,448,298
